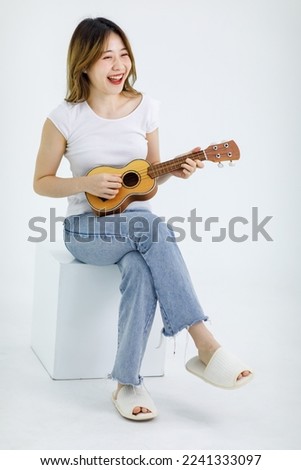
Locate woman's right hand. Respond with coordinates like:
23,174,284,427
84,173,123,199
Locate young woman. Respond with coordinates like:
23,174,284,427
33,17,253,421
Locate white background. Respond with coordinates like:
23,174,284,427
0,0,301,451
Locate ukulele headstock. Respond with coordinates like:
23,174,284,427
204,140,240,167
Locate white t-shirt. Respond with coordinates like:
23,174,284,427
48,94,160,216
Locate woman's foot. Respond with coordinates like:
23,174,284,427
188,322,252,381
113,384,155,418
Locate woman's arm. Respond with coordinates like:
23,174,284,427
146,128,171,185
145,128,204,184
33,119,122,199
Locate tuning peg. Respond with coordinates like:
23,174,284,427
218,162,224,168
229,161,235,167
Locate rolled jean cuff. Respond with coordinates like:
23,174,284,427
161,316,208,338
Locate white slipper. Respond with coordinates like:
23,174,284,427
112,385,158,421
185,347,254,389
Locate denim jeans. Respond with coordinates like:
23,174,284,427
63,210,207,385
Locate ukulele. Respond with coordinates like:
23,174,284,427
85,140,240,216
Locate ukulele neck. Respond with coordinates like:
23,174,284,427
147,150,206,179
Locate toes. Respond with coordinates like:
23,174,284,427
132,406,151,415
242,370,251,377
237,370,251,381
132,406,142,415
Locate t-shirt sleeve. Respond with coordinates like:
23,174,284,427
145,96,160,133
47,101,71,140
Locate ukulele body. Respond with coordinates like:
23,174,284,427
85,159,157,216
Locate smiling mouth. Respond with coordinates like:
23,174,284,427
108,74,124,85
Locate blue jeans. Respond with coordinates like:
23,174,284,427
63,210,207,385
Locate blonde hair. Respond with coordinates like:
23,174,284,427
65,17,139,103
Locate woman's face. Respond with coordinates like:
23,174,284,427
86,32,132,96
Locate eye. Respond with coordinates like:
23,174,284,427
102,56,112,60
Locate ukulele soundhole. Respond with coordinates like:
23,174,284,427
122,171,140,188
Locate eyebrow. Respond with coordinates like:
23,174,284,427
102,47,128,54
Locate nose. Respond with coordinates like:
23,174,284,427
112,56,124,71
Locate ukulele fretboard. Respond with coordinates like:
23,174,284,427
147,150,206,179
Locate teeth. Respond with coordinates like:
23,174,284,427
108,74,123,80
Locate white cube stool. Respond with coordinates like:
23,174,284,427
31,241,166,380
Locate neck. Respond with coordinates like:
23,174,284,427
148,150,206,179
87,92,125,118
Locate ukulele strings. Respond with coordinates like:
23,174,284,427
120,150,208,181
101,146,233,182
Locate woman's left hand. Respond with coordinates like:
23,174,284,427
171,147,204,179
